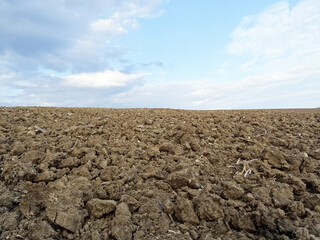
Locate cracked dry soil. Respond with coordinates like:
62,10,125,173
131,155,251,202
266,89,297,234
0,107,319,240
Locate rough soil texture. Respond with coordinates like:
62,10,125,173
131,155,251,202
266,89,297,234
0,107,319,240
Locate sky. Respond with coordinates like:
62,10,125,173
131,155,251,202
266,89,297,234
0,0,319,109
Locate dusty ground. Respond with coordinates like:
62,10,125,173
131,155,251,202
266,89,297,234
0,107,319,240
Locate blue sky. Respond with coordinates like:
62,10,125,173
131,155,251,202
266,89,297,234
0,0,319,109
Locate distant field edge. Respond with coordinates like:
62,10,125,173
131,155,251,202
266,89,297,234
0,106,319,113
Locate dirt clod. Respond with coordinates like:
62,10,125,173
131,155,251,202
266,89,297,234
0,107,319,239
111,202,133,240
174,196,199,225
87,198,117,218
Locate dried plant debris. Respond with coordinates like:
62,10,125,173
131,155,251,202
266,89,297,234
236,158,260,177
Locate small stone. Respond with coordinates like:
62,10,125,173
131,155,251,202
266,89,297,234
35,128,46,134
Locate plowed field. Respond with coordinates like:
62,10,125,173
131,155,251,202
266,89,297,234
0,107,319,239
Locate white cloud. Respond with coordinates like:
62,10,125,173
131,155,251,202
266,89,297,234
0,73,16,82
227,0,320,64
0,0,167,106
0,0,166,74
1,0,319,109
63,70,148,88
109,0,320,110
111,0,166,19
91,17,139,37
109,67,319,109
91,19,127,35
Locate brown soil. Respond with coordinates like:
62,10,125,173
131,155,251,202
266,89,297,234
0,107,319,240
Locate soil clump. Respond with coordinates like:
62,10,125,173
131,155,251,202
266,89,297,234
0,107,319,239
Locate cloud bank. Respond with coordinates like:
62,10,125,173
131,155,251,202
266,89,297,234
0,0,165,72
109,0,320,109
0,0,166,106
63,70,148,88
0,0,319,109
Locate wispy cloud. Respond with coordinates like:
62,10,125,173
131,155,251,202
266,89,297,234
0,0,167,106
91,18,136,36
0,0,319,108
63,70,148,88
0,0,166,74
227,0,320,69
108,0,320,109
